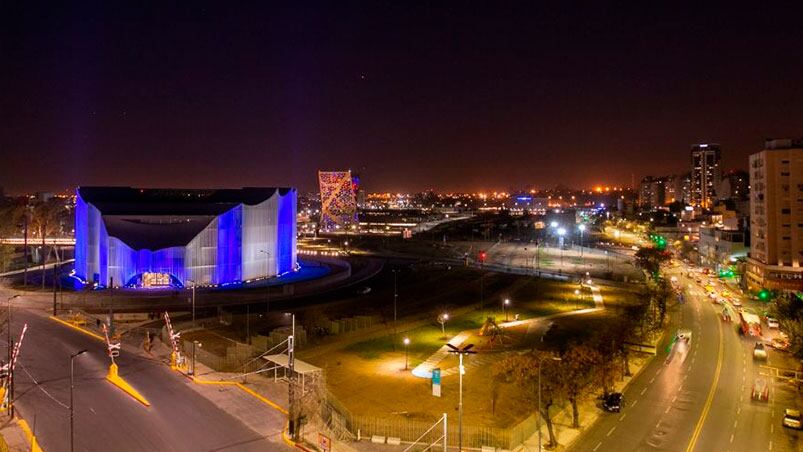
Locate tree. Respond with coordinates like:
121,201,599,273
561,344,604,428
770,293,803,360
495,351,564,448
634,246,670,279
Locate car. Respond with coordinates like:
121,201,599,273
676,329,692,344
731,299,742,307
357,286,372,295
782,409,802,430
767,318,780,329
602,392,623,412
770,337,790,351
753,342,768,360
751,378,769,401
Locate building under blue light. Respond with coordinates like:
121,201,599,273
74,186,297,288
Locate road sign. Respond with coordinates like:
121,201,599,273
432,368,441,397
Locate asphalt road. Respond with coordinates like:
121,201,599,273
7,308,289,452
569,263,800,452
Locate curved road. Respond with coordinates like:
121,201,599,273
570,264,799,452
7,307,289,452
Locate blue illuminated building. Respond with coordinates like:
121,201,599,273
74,187,297,288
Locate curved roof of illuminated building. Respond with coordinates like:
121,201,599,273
78,186,294,251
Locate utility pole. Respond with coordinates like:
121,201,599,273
70,349,88,452
288,313,298,440
447,343,476,452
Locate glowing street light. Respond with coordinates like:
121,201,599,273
557,228,567,266
503,299,511,321
437,313,449,337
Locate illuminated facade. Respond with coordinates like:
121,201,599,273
690,144,721,209
318,171,358,230
74,186,297,288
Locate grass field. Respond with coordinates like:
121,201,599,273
300,274,640,428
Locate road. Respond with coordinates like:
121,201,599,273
7,307,289,452
570,263,800,452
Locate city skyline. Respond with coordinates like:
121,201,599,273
3,3,803,193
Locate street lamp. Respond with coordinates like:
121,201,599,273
437,313,449,338
70,349,88,452
392,269,399,341
186,280,196,328
403,337,410,370
189,340,201,376
503,298,510,322
447,343,477,452
538,355,562,452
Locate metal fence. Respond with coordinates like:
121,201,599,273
321,390,540,450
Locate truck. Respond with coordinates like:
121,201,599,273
740,312,762,337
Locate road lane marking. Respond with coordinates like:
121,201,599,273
672,395,677,403
607,426,616,437
641,387,647,395
619,413,626,422
733,420,738,428
593,442,602,451
631,399,638,407
685,299,724,452
665,406,671,414
730,434,734,443
769,441,772,451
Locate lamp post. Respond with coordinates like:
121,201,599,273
190,340,201,376
557,228,567,268
538,355,562,452
70,349,88,452
447,343,476,452
6,294,19,416
503,298,510,322
403,337,410,370
186,280,196,328
437,313,449,338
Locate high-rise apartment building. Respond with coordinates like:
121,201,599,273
690,144,721,209
638,176,665,208
746,138,803,291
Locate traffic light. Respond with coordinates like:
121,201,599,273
758,289,771,301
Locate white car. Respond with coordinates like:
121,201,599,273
783,409,802,430
731,299,742,307
767,318,780,329
753,342,768,360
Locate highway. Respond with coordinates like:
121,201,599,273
7,307,289,452
570,263,800,452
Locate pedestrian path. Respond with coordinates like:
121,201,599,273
411,330,472,378
412,284,606,379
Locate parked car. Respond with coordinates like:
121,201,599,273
751,378,769,401
782,409,802,430
753,342,768,360
602,392,623,412
767,318,780,329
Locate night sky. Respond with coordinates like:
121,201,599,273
3,3,803,194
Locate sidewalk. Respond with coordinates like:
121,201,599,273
516,353,653,452
0,417,39,452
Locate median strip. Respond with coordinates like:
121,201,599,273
49,316,104,342
107,363,151,406
182,372,288,415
